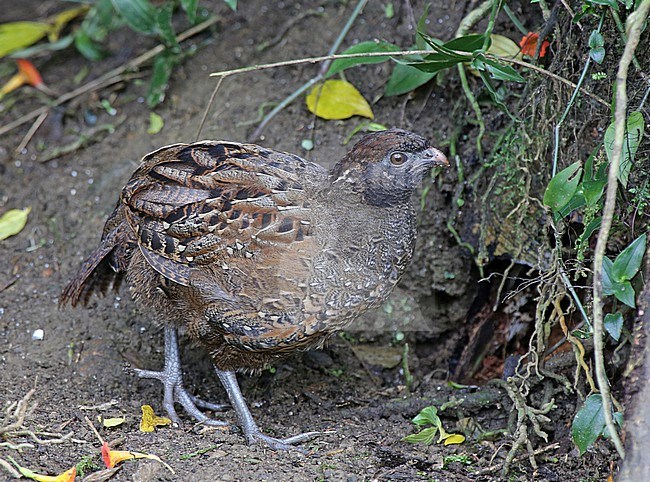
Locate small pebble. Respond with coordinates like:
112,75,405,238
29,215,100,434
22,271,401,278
32,329,44,341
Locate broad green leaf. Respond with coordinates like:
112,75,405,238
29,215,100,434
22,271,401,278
572,394,606,455
223,0,237,10
385,62,435,96
543,161,582,212
79,0,116,43
402,427,438,444
612,280,635,308
306,80,373,120
589,30,605,64
612,233,647,282
181,0,199,24
111,0,158,35
327,41,400,76
557,189,586,218
602,256,615,296
147,52,175,107
604,111,644,187
578,216,601,245
442,433,466,445
582,148,607,207
0,22,51,58
0,207,31,240
604,312,623,341
412,406,440,426
442,33,486,53
147,112,164,134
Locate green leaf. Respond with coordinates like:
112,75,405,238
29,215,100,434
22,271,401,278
582,147,607,207
602,256,615,296
556,190,586,218
412,406,441,427
402,426,438,444
604,312,623,341
588,30,605,64
0,207,31,240
180,0,199,23
471,55,525,82
572,394,607,455
147,53,175,107
74,30,105,61
155,3,178,49
223,0,237,10
327,41,400,76
408,55,465,74
385,62,435,96
578,216,601,245
80,0,116,43
612,280,635,308
442,33,487,52
111,0,158,35
147,112,164,134
612,234,647,282
604,111,644,187
543,161,582,212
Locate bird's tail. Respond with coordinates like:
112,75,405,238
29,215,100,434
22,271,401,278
59,207,135,308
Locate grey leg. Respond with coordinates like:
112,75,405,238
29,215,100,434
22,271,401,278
216,369,319,451
134,325,228,425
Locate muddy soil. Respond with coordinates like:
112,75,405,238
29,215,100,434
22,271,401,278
0,1,626,481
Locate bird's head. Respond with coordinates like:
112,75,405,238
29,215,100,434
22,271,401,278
330,129,449,207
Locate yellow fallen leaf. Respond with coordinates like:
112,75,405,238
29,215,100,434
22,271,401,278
0,207,31,241
306,79,374,120
49,6,90,41
140,404,171,432
7,456,76,482
101,416,125,428
0,22,52,57
442,433,466,445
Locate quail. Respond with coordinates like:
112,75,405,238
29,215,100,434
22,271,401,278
60,129,449,450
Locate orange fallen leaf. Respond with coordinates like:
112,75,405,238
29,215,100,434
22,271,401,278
0,59,49,99
139,404,171,432
101,442,175,474
519,32,550,58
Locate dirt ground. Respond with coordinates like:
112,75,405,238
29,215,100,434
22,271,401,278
0,1,636,481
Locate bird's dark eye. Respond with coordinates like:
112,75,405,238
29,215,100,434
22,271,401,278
390,152,407,166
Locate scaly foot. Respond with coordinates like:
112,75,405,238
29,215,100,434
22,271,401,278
135,326,228,426
216,369,319,451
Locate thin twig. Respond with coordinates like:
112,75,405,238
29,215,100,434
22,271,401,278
208,50,609,108
475,442,560,475
250,0,368,139
592,0,650,461
0,16,220,138
15,110,48,155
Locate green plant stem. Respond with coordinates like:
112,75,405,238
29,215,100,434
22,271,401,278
482,0,503,50
249,0,368,140
552,14,604,177
593,0,650,461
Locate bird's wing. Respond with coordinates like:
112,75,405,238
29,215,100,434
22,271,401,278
121,141,323,288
